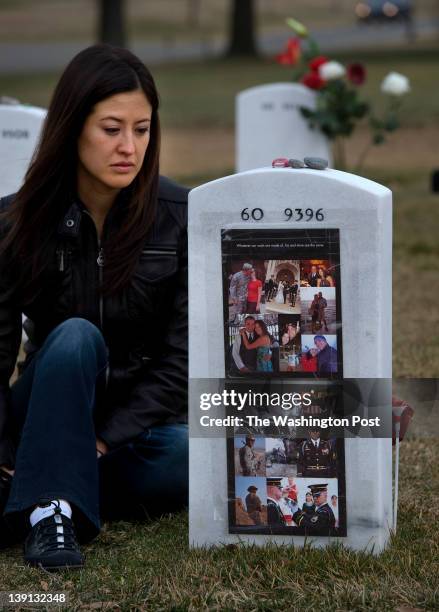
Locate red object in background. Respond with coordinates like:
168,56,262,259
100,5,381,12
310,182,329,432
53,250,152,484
301,72,325,90
309,55,329,72
300,353,318,372
287,485,298,503
347,63,367,85
392,396,414,444
276,37,301,66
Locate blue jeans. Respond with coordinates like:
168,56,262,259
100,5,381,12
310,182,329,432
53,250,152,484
4,318,188,543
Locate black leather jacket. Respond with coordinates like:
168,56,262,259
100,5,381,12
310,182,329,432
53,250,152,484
0,176,188,467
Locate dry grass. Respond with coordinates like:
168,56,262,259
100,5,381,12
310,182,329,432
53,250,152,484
0,438,437,610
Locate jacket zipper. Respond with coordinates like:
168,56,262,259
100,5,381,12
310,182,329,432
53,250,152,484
97,241,105,330
57,248,65,272
142,247,177,256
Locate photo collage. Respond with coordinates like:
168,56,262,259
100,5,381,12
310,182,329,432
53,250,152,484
222,229,346,536
228,384,346,536
225,255,341,378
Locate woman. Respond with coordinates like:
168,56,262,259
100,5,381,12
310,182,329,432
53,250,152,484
302,492,315,515
309,294,320,333
281,322,298,348
0,45,188,570
317,267,334,287
240,320,273,372
246,270,262,314
274,280,284,304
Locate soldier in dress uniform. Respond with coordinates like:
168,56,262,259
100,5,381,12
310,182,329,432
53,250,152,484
266,477,286,526
239,434,260,476
245,485,263,525
297,427,336,478
293,483,336,532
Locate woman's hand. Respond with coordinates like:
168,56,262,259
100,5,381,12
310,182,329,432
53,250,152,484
96,438,109,458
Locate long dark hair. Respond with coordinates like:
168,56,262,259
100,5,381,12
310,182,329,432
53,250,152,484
0,44,160,300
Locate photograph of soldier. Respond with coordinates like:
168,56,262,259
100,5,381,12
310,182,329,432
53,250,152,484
228,262,253,323
264,259,301,315
234,435,265,477
278,314,302,373
296,427,337,478
301,334,338,376
245,486,263,525
265,437,298,477
234,476,267,526
227,260,268,323
228,314,279,376
300,260,337,288
266,477,287,526
300,287,337,334
293,482,337,533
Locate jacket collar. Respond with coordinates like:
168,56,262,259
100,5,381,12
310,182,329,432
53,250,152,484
57,189,131,238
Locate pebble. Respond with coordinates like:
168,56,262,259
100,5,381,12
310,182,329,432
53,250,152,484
288,159,305,168
304,157,328,170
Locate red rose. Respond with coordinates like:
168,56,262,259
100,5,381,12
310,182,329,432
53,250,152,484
309,55,329,72
347,63,366,85
301,72,325,90
276,37,301,66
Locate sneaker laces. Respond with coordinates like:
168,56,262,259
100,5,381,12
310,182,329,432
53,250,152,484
36,506,80,553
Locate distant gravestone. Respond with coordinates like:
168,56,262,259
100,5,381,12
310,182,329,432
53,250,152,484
189,167,392,552
0,103,46,198
236,83,331,172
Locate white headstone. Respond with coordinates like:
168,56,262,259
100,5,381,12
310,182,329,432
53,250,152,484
0,104,46,197
236,83,332,172
188,167,392,552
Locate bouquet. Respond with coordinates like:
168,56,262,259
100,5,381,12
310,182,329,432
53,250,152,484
277,18,410,170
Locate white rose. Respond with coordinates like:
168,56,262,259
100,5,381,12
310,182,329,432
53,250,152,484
381,72,410,96
319,61,346,81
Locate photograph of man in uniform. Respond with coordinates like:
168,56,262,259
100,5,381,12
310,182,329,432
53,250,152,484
297,427,337,478
233,476,267,527
245,485,263,525
293,483,337,533
266,477,287,526
228,262,253,322
235,435,265,477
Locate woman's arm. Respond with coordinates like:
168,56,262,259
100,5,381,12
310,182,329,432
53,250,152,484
256,284,262,310
96,199,189,450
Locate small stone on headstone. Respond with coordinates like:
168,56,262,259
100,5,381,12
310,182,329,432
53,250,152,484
288,159,305,168
304,157,328,170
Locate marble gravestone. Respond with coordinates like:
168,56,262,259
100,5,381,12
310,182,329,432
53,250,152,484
236,83,332,173
0,103,47,198
188,167,393,552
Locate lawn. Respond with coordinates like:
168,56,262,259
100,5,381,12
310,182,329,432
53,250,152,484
1,438,437,610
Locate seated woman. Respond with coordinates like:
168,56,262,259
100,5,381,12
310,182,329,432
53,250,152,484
0,45,188,570
240,320,273,373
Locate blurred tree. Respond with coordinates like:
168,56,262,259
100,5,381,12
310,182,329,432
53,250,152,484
187,0,201,27
98,0,126,47
227,0,258,57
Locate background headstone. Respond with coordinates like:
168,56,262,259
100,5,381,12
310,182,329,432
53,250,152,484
236,83,332,172
189,167,392,552
0,103,46,198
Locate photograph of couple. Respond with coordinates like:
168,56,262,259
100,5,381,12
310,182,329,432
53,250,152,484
227,262,265,323
264,259,301,315
228,314,279,375
300,260,337,288
301,288,337,334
